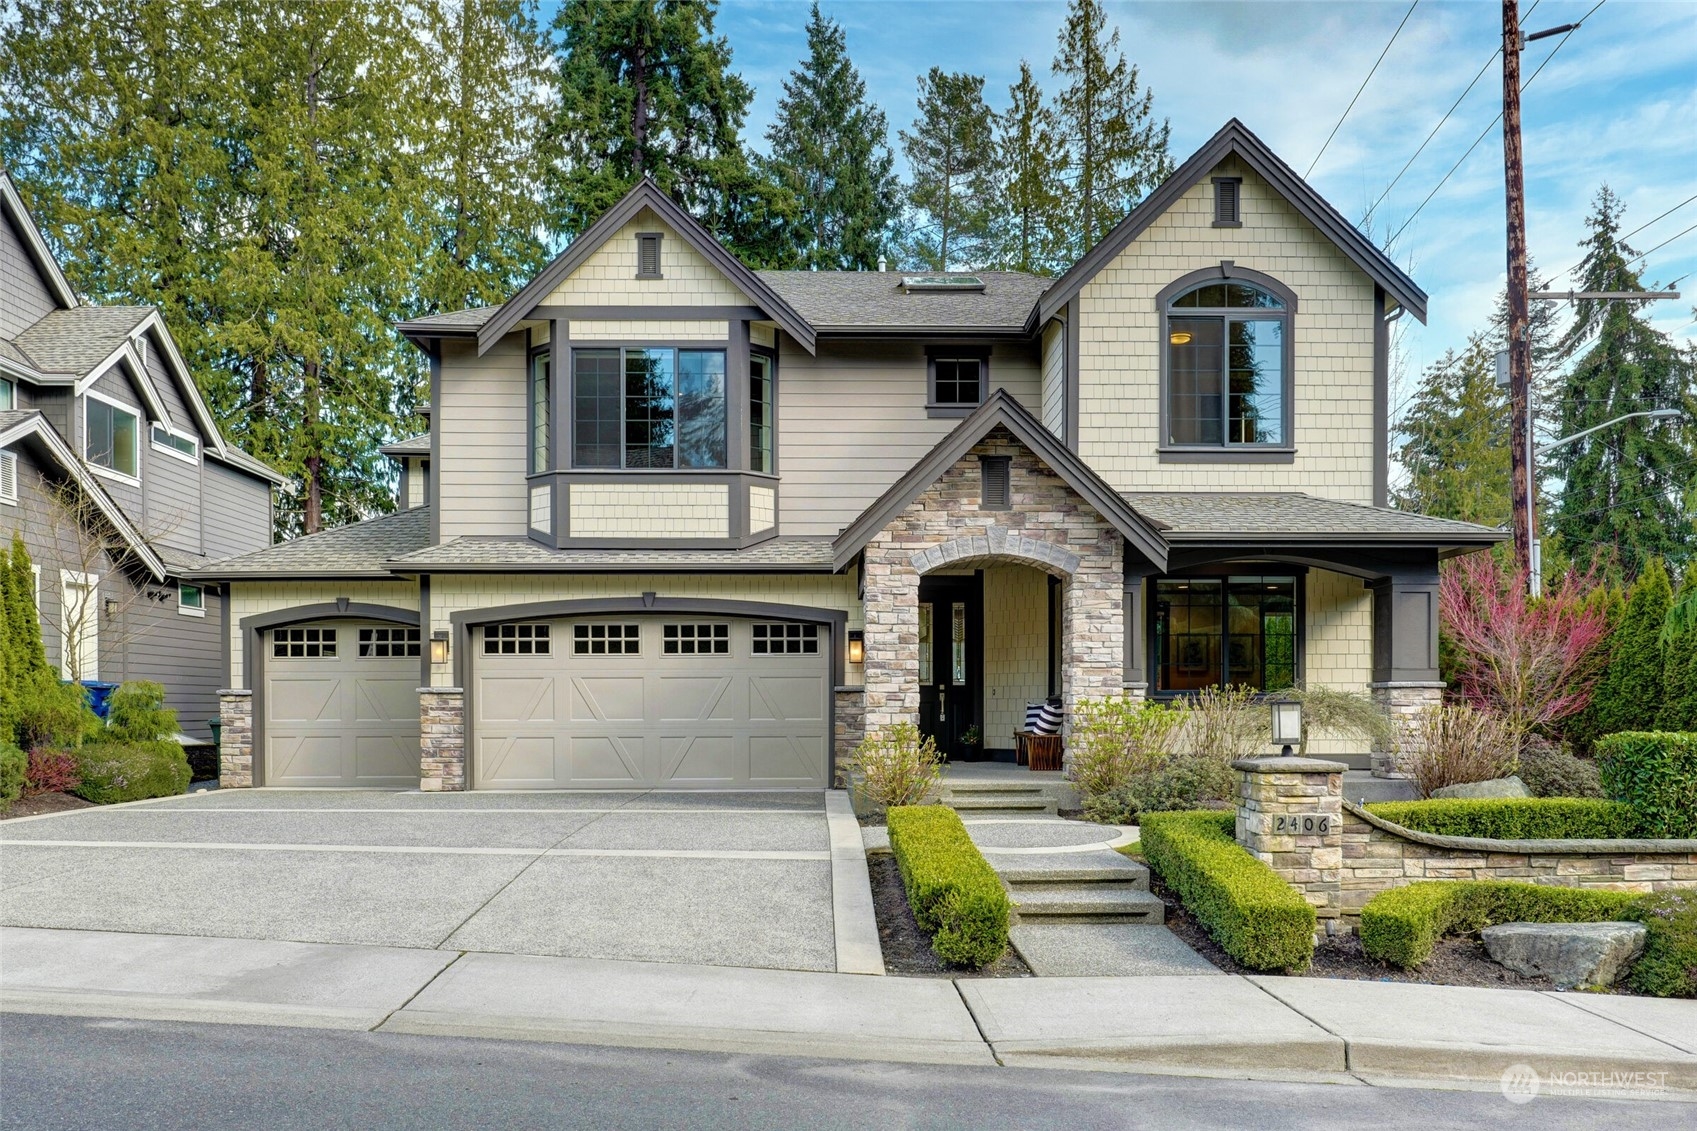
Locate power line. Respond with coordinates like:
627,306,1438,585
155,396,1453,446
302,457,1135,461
1627,220,1697,268
1558,193,1697,280
1388,0,1605,247
1307,0,1420,178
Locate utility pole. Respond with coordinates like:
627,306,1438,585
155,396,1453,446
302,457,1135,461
1501,0,1535,586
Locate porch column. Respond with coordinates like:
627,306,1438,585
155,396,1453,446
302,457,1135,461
1062,555,1125,725
861,553,921,736
1368,560,1443,778
1122,563,1155,698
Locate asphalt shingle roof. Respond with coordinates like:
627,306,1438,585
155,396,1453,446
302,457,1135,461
1122,492,1504,542
757,271,1047,331
391,535,838,571
196,506,432,578
379,433,431,456
10,306,152,375
396,307,497,334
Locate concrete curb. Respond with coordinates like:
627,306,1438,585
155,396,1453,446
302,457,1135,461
824,791,885,975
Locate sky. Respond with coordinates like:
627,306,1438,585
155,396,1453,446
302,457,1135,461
706,0,1697,418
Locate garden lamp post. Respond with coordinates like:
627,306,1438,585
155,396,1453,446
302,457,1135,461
1269,697,1302,757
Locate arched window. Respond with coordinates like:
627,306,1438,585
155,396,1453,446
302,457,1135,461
1161,272,1294,450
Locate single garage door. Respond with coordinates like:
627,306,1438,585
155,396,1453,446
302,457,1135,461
473,615,830,789
264,621,422,787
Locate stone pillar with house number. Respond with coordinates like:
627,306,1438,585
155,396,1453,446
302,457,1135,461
1234,755,1347,926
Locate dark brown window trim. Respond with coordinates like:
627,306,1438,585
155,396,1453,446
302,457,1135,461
1146,566,1307,700
925,344,990,412
1158,447,1296,464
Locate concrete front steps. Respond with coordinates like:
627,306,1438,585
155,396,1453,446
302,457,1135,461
939,780,1057,819
995,850,1165,926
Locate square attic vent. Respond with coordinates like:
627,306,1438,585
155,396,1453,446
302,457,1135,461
901,274,985,293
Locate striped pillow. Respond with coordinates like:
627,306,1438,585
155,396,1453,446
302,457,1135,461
1024,702,1047,732
1032,700,1063,736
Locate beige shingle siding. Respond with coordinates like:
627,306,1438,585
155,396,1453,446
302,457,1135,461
544,209,752,307
568,482,729,538
983,563,1051,745
225,579,419,686
749,485,776,533
438,335,529,538
425,570,862,687
569,320,726,341
775,338,1042,537
1303,567,1374,755
1077,158,1377,502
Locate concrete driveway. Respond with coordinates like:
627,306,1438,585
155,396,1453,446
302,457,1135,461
0,790,870,973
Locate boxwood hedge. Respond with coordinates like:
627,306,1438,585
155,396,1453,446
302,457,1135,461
886,805,1010,968
1359,880,1640,969
1364,797,1640,840
71,740,190,805
1596,732,1697,838
1138,810,1315,972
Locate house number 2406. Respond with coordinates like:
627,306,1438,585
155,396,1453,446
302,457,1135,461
1272,814,1331,835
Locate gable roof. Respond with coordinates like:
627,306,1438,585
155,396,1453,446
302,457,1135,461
473,180,817,355
0,410,168,581
189,505,431,580
1036,119,1427,327
757,271,1048,335
1,169,77,308
832,389,1169,572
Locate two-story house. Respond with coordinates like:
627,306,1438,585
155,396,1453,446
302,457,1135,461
1,169,281,739
200,121,1501,791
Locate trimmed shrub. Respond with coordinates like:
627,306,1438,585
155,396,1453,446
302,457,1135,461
23,747,81,797
1596,732,1697,838
1364,797,1639,840
1359,880,1640,969
1518,735,1605,799
1138,810,1315,972
71,740,190,805
0,742,24,809
1083,756,1232,825
106,681,178,743
1625,891,1697,998
844,722,942,809
1402,703,1516,798
886,805,1010,967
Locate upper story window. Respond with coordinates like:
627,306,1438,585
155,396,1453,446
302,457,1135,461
84,392,139,479
1164,276,1292,449
530,349,550,473
572,347,726,470
0,378,14,410
150,422,199,463
927,347,989,417
750,351,774,474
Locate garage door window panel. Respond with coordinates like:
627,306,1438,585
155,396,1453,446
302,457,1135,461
573,623,640,655
663,622,729,655
484,623,551,655
359,627,420,658
274,627,337,658
751,622,818,655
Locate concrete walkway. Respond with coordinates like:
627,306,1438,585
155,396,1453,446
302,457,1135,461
3,925,1693,1096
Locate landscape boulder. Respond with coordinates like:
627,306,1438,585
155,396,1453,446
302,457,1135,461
1482,921,1648,988
1431,776,1532,800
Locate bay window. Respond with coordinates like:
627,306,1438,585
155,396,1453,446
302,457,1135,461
530,349,550,473
572,347,727,470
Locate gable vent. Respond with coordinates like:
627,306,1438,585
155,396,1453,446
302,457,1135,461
979,455,1011,511
0,450,16,504
1213,178,1242,226
636,232,663,278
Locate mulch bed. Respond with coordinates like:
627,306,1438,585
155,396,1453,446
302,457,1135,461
1,792,95,820
867,854,1033,978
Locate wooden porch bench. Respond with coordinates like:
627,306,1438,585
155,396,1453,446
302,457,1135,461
1015,731,1064,772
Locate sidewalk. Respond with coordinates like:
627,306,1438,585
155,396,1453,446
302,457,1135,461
2,925,1693,1095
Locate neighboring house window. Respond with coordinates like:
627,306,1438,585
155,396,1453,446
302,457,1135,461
150,423,199,462
750,351,774,474
571,348,727,470
0,450,16,505
84,393,140,478
177,583,205,617
927,348,988,411
1152,575,1297,694
529,349,550,473
0,377,13,410
1164,278,1291,447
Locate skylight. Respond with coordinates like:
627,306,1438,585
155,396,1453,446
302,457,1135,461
900,275,985,293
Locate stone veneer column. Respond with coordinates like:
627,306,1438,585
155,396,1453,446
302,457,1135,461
217,689,254,788
1368,681,1444,778
860,558,920,736
419,687,466,791
1234,756,1347,924
1062,567,1124,727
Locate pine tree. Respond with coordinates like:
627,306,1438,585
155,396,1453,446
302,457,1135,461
1550,187,1697,575
898,68,996,270
1591,556,1672,737
1394,338,1511,526
988,61,1067,275
1658,567,1697,731
763,3,898,271
548,0,798,265
1051,0,1171,258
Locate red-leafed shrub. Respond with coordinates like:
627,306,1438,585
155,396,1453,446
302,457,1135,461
1439,555,1612,748
24,747,81,797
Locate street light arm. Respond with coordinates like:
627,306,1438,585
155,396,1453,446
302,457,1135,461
1535,408,1681,456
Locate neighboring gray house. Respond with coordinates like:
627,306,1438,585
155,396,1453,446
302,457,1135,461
1,169,282,738
200,120,1502,791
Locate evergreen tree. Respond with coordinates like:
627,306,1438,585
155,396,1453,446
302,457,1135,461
548,0,798,266
989,61,1067,275
1393,338,1511,526
1658,567,1697,731
1051,0,1171,257
1550,187,1697,575
898,68,996,270
1564,580,1627,754
1591,556,1672,736
763,3,898,271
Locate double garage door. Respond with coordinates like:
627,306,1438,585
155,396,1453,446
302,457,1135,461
473,615,830,789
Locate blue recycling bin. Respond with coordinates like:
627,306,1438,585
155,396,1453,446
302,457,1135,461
78,680,121,719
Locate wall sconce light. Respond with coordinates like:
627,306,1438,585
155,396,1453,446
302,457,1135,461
1269,696,1302,756
430,630,450,666
103,598,119,617
847,630,864,666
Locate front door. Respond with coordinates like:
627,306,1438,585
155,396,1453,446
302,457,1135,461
917,575,982,760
